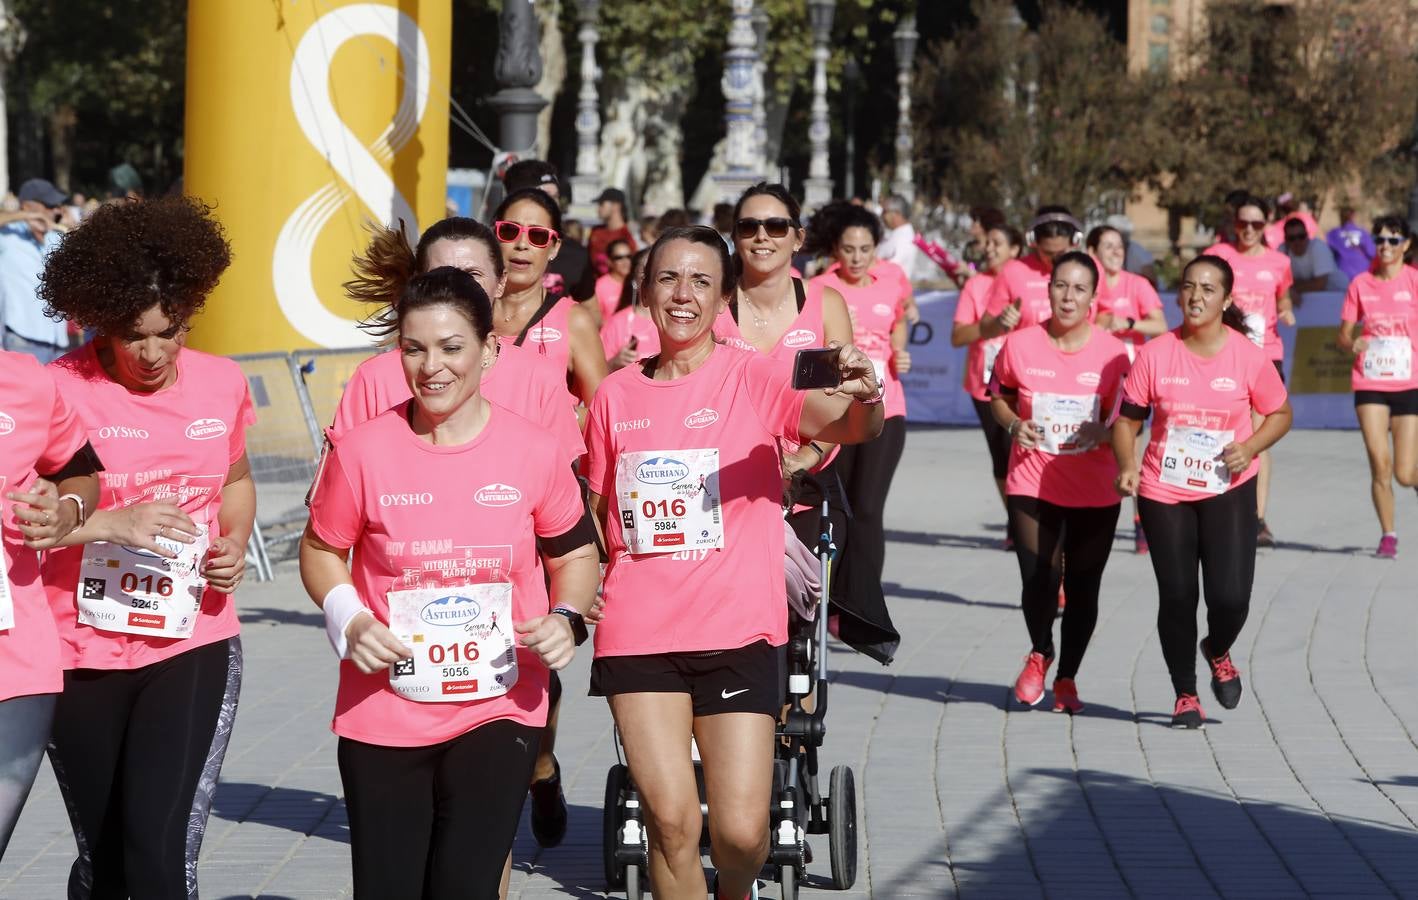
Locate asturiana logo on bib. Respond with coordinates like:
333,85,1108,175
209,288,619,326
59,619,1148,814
636,457,689,485
1210,377,1238,392
420,594,482,626
379,492,435,507
185,418,227,441
683,408,719,429
1076,372,1101,387
783,329,816,349
0,411,13,435
529,326,563,343
98,425,150,440
474,483,522,507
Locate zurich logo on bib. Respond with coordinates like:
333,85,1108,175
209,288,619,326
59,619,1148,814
636,457,689,485
419,594,482,626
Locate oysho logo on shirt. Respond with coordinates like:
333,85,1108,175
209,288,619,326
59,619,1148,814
1160,376,1190,386
613,418,651,433
474,483,522,507
185,418,227,441
379,492,435,507
1210,377,1238,392
1076,372,1101,387
635,456,689,485
528,326,563,343
1025,368,1056,378
97,425,150,440
783,329,816,349
684,408,719,429
0,411,13,435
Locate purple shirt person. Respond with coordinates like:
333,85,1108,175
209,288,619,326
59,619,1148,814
1327,208,1376,280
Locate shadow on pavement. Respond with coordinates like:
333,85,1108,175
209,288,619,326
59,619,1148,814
1267,539,1368,556
831,670,1142,723
238,606,325,628
882,581,1016,611
887,527,1008,552
211,782,347,841
872,768,1416,899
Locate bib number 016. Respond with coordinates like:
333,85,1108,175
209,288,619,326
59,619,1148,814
641,499,687,518
119,573,174,597
427,640,480,665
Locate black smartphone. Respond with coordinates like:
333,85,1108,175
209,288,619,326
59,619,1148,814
628,335,638,350
792,347,842,390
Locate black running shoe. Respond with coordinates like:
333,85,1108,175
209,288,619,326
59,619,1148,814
1172,693,1205,729
529,757,568,847
1257,519,1275,548
1200,638,1243,710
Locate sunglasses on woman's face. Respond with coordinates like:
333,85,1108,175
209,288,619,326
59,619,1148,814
610,253,633,262
1235,218,1266,231
1375,235,1407,247
735,217,796,240
494,220,558,248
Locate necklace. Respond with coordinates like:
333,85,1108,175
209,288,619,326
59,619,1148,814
740,287,789,330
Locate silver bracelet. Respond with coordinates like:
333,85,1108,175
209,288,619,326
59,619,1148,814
59,492,87,528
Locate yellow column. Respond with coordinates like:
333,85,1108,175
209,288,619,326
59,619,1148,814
184,0,451,354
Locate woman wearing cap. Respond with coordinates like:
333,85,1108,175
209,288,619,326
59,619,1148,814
1203,194,1294,548
991,252,1130,714
953,223,1023,541
302,268,599,899
37,196,256,896
0,353,102,862
1337,215,1418,559
585,226,883,900
602,249,659,372
492,188,608,411
1113,255,1292,729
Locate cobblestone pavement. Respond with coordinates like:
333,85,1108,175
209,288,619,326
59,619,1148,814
4,428,1418,899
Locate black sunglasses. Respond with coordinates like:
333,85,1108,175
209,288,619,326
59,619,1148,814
1375,235,1407,247
735,217,798,240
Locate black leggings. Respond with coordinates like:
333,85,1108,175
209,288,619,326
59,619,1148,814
972,398,1011,480
834,415,907,619
1138,479,1258,696
339,718,541,900
49,637,241,900
1007,496,1120,680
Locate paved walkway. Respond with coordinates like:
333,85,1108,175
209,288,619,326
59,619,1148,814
4,428,1418,899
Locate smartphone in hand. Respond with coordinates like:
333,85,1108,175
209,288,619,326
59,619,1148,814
792,347,843,390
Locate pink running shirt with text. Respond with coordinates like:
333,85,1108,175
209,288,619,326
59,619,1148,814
1340,268,1418,393
1204,243,1293,362
810,264,908,418
600,307,662,362
1096,270,1163,359
954,272,1003,402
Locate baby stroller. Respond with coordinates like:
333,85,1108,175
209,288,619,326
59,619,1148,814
601,493,859,898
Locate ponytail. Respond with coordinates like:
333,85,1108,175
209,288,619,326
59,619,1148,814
344,220,418,338
1222,304,1249,337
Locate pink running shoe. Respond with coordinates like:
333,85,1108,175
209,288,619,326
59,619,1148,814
1057,583,1067,611
1376,534,1398,559
1171,693,1205,729
1013,651,1053,706
1052,678,1084,714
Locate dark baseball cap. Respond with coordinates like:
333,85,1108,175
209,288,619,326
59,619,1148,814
595,188,628,206
17,178,67,207
503,159,561,195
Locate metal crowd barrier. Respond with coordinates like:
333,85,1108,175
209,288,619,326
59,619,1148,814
292,345,384,434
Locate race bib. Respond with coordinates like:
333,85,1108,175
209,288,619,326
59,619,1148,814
1362,336,1413,382
981,339,1004,385
869,357,888,387
77,524,210,639
1159,426,1235,495
615,449,724,555
1033,392,1101,455
387,583,517,704
1243,312,1266,349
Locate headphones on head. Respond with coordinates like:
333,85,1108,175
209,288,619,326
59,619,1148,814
1026,211,1084,248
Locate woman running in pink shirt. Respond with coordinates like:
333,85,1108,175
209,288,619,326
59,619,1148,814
1113,255,1292,729
990,252,1131,714
584,226,883,900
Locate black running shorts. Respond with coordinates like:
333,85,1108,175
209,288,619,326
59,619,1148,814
1355,389,1418,416
590,640,784,717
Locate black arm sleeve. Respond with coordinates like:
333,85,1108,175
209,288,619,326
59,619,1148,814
1119,401,1151,421
38,441,104,481
537,512,599,559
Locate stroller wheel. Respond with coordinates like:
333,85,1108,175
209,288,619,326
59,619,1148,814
602,764,629,889
776,863,798,899
828,765,858,890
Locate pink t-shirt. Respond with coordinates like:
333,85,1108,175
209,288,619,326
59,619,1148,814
1204,243,1293,361
810,266,908,418
953,272,1004,402
518,296,574,376
1122,329,1288,505
991,324,1130,508
985,254,1055,330
0,353,90,701
43,345,254,670
1340,269,1418,392
595,274,625,323
329,343,584,462
600,307,661,362
584,345,805,656
309,403,585,747
1096,270,1163,359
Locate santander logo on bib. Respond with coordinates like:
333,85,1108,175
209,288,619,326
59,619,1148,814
185,418,227,441
474,483,522,507
1210,377,1238,392
783,329,816,349
1076,372,1101,387
0,411,13,435
528,326,563,343
684,408,719,429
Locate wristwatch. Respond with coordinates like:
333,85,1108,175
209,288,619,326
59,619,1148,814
551,606,589,646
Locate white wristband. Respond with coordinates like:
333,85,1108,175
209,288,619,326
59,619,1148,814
322,583,370,660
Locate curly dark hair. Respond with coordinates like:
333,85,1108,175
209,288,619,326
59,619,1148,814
39,195,232,336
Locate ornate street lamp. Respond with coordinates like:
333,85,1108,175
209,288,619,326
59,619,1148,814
489,0,548,155
843,56,860,200
891,12,918,203
569,0,603,222
751,6,770,172
803,0,836,212
714,0,766,202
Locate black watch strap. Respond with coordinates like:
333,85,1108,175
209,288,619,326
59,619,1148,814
551,606,589,646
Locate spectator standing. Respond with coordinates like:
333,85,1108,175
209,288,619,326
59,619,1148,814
588,188,636,275
877,194,919,283
1282,218,1350,298
0,179,71,362
1328,207,1376,281
503,160,596,307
